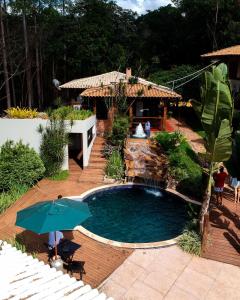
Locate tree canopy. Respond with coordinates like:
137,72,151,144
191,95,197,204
1,0,240,109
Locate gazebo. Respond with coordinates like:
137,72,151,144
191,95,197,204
60,68,181,131
201,45,240,95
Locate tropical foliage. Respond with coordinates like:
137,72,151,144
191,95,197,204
108,115,130,147
5,107,38,119
2,0,240,109
105,150,124,180
155,131,203,198
38,119,69,176
178,225,201,256
0,140,45,191
192,63,233,231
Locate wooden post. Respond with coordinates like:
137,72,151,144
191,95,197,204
129,105,133,127
93,99,97,115
162,100,167,131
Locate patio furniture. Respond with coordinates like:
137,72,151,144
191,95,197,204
58,239,81,263
15,198,91,259
66,261,86,280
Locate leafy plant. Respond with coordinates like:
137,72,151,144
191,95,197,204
105,150,124,180
178,226,201,256
103,143,121,159
38,119,69,176
50,106,92,120
0,140,45,191
155,131,203,198
5,107,38,119
192,63,233,232
108,115,129,147
0,185,28,214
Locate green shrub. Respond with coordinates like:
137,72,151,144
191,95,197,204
155,131,203,198
108,115,129,147
0,185,28,214
0,141,45,191
106,150,124,180
178,223,201,256
155,131,186,152
38,119,69,177
50,106,92,120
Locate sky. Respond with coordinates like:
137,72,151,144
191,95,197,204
116,0,173,14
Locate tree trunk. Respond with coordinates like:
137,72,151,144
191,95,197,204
199,162,214,234
23,10,33,107
34,14,42,109
0,6,11,108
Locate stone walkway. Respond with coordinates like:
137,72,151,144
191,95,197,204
168,118,206,153
100,245,240,300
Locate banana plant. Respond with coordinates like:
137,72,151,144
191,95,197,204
192,63,233,233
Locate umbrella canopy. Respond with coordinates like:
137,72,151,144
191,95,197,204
15,198,91,234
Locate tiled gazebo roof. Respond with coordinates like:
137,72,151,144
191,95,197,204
81,83,181,98
201,45,240,58
59,70,174,93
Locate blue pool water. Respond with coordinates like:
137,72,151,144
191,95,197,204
81,186,189,243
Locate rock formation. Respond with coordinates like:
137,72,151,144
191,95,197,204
124,138,168,185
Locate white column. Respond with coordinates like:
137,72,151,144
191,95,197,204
82,131,88,167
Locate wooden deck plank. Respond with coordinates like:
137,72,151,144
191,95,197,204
0,137,133,288
202,190,240,267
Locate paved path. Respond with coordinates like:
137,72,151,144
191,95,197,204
168,118,206,153
101,245,240,300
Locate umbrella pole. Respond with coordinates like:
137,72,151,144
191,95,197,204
54,231,58,259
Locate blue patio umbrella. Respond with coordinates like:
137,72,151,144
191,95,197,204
16,198,91,257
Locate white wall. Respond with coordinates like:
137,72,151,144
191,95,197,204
0,115,96,170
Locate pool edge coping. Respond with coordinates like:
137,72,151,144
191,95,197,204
68,183,201,249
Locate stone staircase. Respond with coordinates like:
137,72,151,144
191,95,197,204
78,137,106,185
0,241,113,300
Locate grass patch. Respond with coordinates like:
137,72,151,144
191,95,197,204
0,185,28,214
48,170,69,181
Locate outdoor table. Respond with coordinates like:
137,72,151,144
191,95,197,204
58,239,81,262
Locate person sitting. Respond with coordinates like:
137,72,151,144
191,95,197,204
48,231,64,250
145,121,151,138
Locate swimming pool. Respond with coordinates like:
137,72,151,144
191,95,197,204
80,185,190,245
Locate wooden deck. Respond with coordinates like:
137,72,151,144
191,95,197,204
202,188,240,267
0,137,133,288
